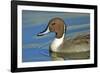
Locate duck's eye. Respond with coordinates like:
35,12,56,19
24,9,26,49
52,23,55,25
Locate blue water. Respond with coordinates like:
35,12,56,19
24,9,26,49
22,10,90,62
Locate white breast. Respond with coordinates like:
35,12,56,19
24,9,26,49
50,34,64,52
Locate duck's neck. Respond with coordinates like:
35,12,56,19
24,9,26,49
51,33,65,52
51,25,65,52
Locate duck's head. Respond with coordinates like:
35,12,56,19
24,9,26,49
37,17,66,38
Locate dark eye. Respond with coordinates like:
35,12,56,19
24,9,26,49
52,23,55,25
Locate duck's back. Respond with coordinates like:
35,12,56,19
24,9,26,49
52,34,90,60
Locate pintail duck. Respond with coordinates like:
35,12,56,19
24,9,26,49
38,17,90,61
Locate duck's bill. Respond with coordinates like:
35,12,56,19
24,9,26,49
37,27,50,36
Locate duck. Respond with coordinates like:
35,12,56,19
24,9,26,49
37,17,90,61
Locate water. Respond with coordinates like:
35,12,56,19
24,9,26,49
22,10,90,62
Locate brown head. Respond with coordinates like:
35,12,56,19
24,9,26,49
37,17,66,38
